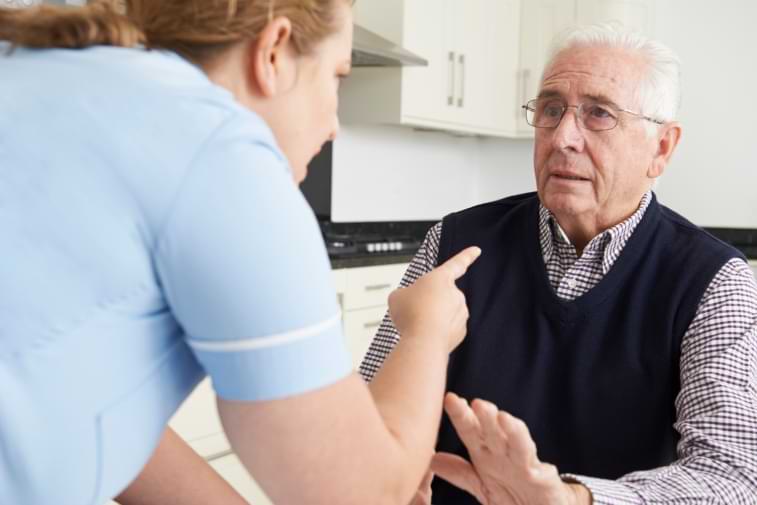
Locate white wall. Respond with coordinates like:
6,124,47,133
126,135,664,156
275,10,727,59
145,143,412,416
652,0,757,228
333,2,757,227
331,125,534,222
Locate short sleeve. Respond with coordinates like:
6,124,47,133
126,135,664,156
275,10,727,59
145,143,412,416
155,114,351,401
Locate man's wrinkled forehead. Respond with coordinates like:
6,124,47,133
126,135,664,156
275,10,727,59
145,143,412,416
540,46,645,105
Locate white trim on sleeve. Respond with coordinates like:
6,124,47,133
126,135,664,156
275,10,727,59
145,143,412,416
187,312,342,352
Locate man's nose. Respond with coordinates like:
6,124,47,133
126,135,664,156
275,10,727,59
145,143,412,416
552,107,585,152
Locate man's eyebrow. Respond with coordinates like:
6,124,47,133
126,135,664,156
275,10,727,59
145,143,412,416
536,90,623,109
537,89,563,100
583,93,622,109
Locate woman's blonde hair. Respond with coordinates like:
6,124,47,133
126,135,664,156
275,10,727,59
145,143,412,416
0,0,349,65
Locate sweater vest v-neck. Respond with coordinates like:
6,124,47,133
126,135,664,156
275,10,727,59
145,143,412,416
432,192,743,504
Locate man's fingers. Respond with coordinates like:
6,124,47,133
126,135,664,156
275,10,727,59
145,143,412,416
444,393,483,450
471,399,509,454
498,411,539,467
431,452,485,503
437,246,481,281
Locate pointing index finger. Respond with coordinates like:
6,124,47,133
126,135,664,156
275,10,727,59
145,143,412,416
439,246,481,281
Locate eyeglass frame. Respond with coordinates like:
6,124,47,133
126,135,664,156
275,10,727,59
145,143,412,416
521,97,665,132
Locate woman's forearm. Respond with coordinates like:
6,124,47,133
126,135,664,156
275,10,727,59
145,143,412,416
368,331,450,476
114,427,247,505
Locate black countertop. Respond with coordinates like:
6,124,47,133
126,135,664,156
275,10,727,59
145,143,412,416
330,254,415,269
704,227,757,260
325,222,757,269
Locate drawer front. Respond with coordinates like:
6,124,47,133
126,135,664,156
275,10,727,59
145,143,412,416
332,268,348,295
209,453,273,505
343,306,389,367
168,378,230,459
333,268,348,315
344,263,408,310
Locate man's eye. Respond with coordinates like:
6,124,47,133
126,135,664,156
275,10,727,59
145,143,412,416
544,105,563,117
588,105,613,119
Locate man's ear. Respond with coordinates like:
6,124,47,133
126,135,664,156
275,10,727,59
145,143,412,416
648,121,682,178
246,16,296,98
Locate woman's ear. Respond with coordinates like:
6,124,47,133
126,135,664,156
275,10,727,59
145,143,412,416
246,16,296,98
648,121,682,178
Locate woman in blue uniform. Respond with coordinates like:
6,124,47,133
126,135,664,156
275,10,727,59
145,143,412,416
0,1,479,504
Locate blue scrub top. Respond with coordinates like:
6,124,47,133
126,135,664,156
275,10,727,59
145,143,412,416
0,45,351,505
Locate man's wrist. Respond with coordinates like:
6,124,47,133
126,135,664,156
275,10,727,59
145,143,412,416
567,482,593,505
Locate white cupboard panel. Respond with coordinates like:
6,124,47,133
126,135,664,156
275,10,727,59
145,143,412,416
209,453,273,505
401,0,458,125
517,0,576,135
343,0,523,137
343,306,390,367
343,263,408,310
168,378,230,459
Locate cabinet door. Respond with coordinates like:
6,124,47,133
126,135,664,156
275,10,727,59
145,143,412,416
104,454,271,505
576,0,654,34
209,453,273,505
401,0,460,126
168,378,231,459
517,0,577,135
456,0,521,135
332,267,348,323
343,263,408,311
343,306,389,367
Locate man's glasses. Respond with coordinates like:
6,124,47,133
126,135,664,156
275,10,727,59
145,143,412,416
522,98,664,131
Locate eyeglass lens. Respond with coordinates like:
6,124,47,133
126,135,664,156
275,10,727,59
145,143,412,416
525,98,619,131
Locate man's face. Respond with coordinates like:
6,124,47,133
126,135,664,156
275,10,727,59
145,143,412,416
533,46,661,228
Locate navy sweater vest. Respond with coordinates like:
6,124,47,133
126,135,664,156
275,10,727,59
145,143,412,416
432,192,743,504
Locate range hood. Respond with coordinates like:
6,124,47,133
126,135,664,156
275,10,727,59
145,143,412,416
351,24,428,67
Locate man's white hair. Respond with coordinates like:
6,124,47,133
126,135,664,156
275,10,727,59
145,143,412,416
545,23,681,125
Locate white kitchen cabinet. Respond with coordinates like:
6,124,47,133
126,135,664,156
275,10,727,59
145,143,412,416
209,453,273,505
343,305,389,366
335,262,409,366
167,378,229,459
103,453,272,505
342,262,406,310
515,0,576,135
105,452,272,505
341,0,522,137
516,0,655,136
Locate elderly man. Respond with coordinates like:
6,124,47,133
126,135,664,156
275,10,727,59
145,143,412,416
360,24,757,505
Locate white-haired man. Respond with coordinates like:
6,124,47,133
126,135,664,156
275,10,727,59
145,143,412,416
361,24,757,505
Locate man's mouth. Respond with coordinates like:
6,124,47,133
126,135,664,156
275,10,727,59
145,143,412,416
552,173,590,181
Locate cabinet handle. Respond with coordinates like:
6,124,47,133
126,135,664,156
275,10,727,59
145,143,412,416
457,54,466,108
363,321,383,329
447,51,456,106
364,283,392,292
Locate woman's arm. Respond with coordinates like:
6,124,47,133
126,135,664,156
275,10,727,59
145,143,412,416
114,427,247,505
219,248,480,505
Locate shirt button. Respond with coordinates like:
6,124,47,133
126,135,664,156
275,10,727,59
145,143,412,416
566,278,577,289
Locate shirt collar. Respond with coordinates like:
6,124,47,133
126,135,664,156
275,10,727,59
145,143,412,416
538,191,653,274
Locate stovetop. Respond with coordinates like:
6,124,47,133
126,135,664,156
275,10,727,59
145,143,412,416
318,220,436,260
